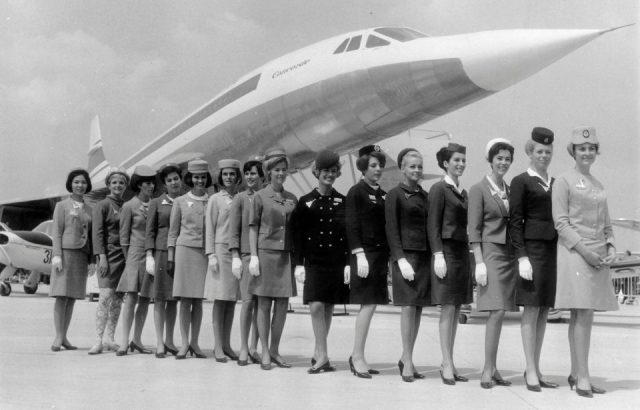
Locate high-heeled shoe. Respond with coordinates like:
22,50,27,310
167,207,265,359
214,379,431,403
155,352,166,359
454,374,469,382
524,371,541,392
480,380,495,389
188,346,207,359
308,360,336,374
164,344,178,356
568,375,576,390
115,348,128,356
214,352,228,363
271,355,292,368
260,361,273,371
237,359,249,366
439,367,456,386
223,349,239,361
569,375,605,394
576,386,594,398
397,360,415,383
492,375,512,386
399,360,424,379
367,368,380,375
539,379,559,389
590,385,606,394
61,341,77,350
249,351,261,365
175,350,187,360
129,341,152,354
349,356,372,379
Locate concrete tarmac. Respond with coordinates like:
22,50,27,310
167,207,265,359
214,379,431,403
0,284,639,409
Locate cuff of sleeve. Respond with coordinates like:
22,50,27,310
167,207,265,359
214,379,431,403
351,248,364,255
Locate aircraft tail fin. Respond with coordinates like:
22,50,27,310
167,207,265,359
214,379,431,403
88,115,109,180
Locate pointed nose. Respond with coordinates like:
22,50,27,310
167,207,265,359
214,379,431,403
452,28,611,92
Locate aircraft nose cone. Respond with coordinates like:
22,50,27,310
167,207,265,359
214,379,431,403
456,29,606,92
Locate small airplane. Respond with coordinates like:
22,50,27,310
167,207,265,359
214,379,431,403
0,221,53,296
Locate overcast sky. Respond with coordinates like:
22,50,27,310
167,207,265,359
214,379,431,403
0,0,638,242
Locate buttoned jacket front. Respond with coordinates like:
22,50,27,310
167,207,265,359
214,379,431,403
168,193,208,248
228,189,255,255
468,177,510,245
427,179,468,253
345,180,388,252
385,183,429,262
293,188,348,267
119,196,148,248
205,190,236,255
145,194,173,251
509,172,557,258
92,196,123,255
52,198,92,256
250,185,297,251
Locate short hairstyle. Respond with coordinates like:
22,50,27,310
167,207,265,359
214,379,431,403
65,169,92,193
243,160,264,178
263,156,289,182
183,172,213,188
435,147,453,171
356,151,386,173
312,161,342,178
131,175,157,193
524,139,554,156
487,142,514,163
400,150,422,169
159,165,182,183
217,167,243,186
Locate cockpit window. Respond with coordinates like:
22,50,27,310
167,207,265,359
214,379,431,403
374,27,428,42
366,35,390,48
346,35,362,52
334,38,349,54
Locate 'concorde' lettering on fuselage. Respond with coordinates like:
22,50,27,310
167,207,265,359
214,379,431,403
272,59,311,79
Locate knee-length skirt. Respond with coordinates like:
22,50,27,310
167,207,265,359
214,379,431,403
476,242,516,312
49,249,89,299
207,243,240,301
149,249,174,301
349,249,389,305
303,263,349,304
117,245,152,297
391,250,430,306
249,249,295,298
173,245,207,299
431,240,473,306
555,238,618,311
516,239,557,307
98,243,125,289
239,254,255,302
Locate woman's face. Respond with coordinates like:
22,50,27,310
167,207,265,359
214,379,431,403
139,180,155,197
490,149,512,177
71,175,88,196
317,166,339,187
191,173,208,191
529,142,553,171
164,172,182,196
364,156,383,183
573,143,597,167
220,168,238,188
244,166,262,190
445,152,466,177
402,155,423,184
269,160,288,185
108,174,127,196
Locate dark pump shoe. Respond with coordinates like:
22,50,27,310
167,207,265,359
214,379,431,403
188,346,207,359
307,360,336,374
524,372,541,392
271,355,292,368
349,357,372,379
129,341,152,354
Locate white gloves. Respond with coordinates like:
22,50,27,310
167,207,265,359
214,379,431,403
294,265,305,283
208,254,218,274
518,257,533,281
145,254,155,276
433,252,447,279
344,265,350,284
249,256,260,277
356,253,369,278
475,262,487,286
52,256,62,272
397,258,415,281
231,257,243,280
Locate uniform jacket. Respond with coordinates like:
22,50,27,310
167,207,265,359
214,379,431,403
145,194,174,252
250,185,297,251
552,168,614,249
167,192,209,249
92,196,124,256
509,171,557,258
345,180,388,253
427,179,468,253
293,188,349,267
52,198,92,256
228,189,255,255
119,196,148,248
385,183,429,262
468,177,511,245
205,190,236,254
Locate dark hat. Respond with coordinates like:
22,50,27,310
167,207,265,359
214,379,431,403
396,148,419,168
531,127,554,145
158,163,182,181
447,142,466,154
65,168,92,194
358,144,382,158
130,165,157,193
314,150,340,170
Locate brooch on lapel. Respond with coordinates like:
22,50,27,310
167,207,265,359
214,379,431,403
575,178,587,190
161,199,171,205
187,201,194,207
